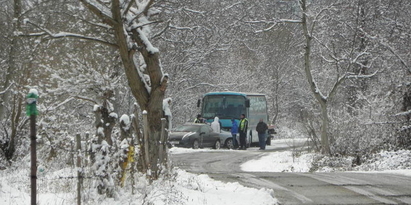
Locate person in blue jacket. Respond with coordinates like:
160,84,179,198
231,119,239,149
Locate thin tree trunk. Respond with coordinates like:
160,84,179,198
320,103,330,154
0,0,21,120
300,0,330,155
5,96,22,160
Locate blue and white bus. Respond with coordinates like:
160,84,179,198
197,91,274,147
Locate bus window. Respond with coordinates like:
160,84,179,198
248,95,268,126
202,95,246,119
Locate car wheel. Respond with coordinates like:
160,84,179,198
225,139,234,149
192,140,199,149
213,140,221,149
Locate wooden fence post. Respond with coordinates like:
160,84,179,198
76,134,82,205
85,132,89,166
159,118,166,166
26,89,38,205
142,111,150,177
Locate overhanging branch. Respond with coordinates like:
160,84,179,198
21,21,118,48
0,83,14,95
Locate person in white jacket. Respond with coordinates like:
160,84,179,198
162,98,172,129
211,116,221,133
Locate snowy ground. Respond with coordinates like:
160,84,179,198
1,138,410,205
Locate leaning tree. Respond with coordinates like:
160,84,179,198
76,0,169,179
19,0,170,179
22,0,168,179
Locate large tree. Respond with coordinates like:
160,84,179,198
21,0,170,179
74,0,168,179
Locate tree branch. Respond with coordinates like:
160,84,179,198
79,0,116,26
123,0,135,17
0,83,14,95
22,21,118,48
152,20,170,39
73,95,98,104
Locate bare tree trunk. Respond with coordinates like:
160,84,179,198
0,0,21,120
5,96,22,161
300,0,330,155
111,1,167,180
79,0,169,180
320,103,330,154
271,66,280,124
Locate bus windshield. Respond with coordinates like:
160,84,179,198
202,95,246,119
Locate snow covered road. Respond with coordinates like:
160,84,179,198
169,140,411,205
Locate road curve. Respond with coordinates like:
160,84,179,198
170,148,411,205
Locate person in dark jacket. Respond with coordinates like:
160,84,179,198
238,114,248,150
256,118,268,150
194,114,203,123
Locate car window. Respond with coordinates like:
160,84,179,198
200,125,210,134
173,125,198,132
207,126,213,133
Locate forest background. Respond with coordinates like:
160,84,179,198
0,0,410,195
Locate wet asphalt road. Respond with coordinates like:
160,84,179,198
169,142,411,205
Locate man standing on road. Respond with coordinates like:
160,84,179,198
256,118,268,150
238,114,248,150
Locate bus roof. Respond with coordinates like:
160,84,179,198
204,91,266,97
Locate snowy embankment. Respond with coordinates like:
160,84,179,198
241,138,411,177
0,152,276,205
1,138,410,205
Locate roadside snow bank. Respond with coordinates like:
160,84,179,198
241,148,411,175
354,149,411,171
0,166,278,205
241,151,315,172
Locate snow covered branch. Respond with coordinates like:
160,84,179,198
129,20,162,31
73,95,98,104
395,110,411,117
359,27,410,73
279,19,303,24
79,0,115,25
23,20,118,48
0,83,14,95
255,22,279,33
328,69,379,100
345,69,379,79
254,19,302,33
44,97,75,112
186,83,226,90
310,4,336,35
182,7,205,16
379,40,410,74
